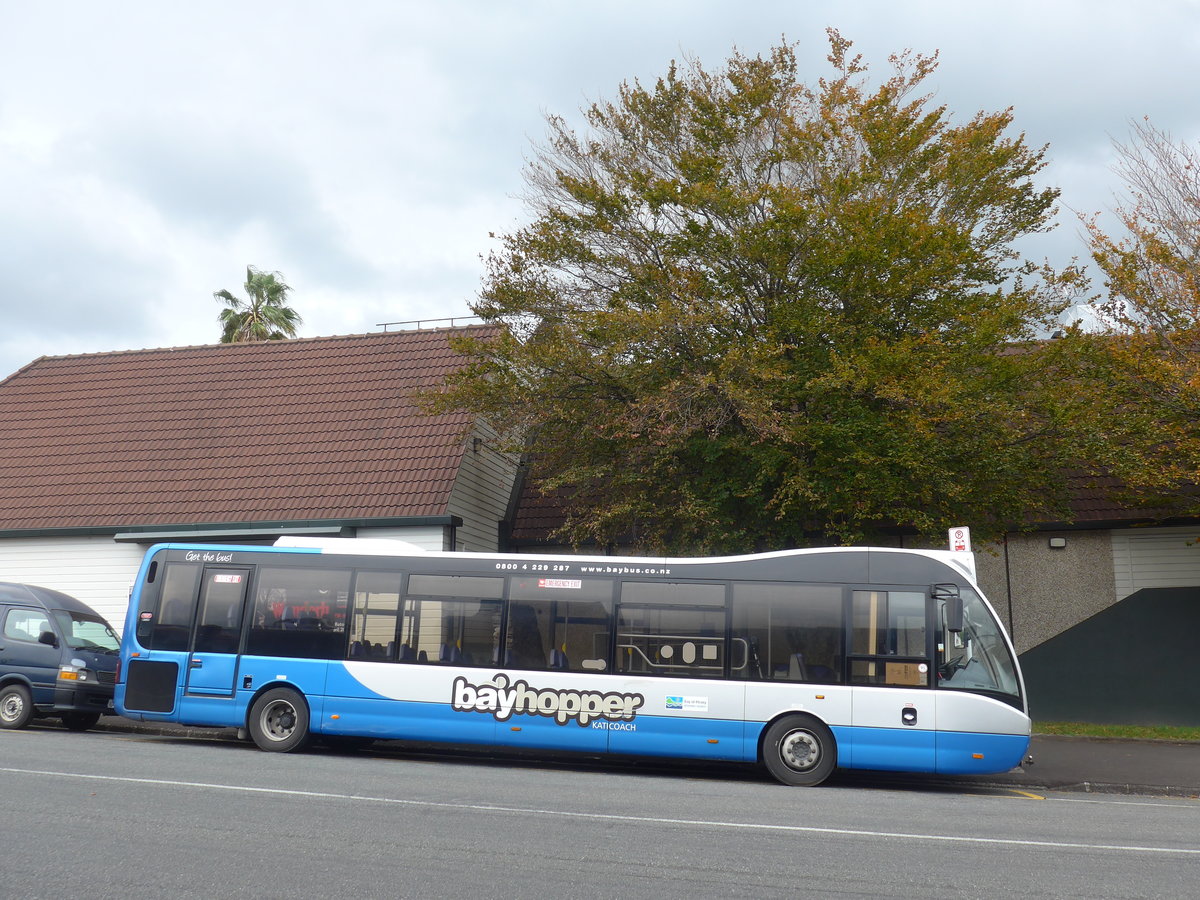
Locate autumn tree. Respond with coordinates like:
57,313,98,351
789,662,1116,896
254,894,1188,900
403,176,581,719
436,32,1100,553
1078,119,1200,506
215,266,303,343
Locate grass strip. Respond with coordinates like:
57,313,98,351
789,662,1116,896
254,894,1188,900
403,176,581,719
1034,722,1200,741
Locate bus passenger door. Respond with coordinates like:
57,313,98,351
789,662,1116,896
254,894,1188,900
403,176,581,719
846,589,936,772
184,567,251,697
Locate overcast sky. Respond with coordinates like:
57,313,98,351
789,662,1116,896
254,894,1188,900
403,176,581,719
2,1,1198,378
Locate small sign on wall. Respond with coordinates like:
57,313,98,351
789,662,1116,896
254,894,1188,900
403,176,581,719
949,526,971,553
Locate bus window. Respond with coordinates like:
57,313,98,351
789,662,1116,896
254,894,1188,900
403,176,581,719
506,576,613,672
245,567,350,660
849,590,929,687
401,574,503,666
144,563,200,651
731,583,843,682
616,582,726,679
193,569,250,653
350,571,403,660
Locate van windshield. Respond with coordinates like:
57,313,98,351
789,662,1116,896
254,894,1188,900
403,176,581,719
52,610,119,652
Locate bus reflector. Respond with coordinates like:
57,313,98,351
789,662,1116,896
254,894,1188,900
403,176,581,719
707,739,718,744
815,695,825,700
972,753,984,759
330,714,340,720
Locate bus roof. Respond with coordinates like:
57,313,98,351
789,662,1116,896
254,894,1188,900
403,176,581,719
270,535,978,582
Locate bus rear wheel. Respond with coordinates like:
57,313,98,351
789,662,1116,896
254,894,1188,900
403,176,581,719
248,687,311,752
762,715,836,786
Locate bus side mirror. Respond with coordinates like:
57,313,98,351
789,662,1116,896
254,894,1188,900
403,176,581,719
933,584,964,633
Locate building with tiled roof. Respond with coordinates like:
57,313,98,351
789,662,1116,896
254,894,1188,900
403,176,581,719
0,326,518,628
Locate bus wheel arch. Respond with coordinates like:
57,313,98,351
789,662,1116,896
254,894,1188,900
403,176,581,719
247,685,311,752
760,713,837,786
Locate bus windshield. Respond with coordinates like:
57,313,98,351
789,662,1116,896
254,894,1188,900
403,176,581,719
939,588,1020,702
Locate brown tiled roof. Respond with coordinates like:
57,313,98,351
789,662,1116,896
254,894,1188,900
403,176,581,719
1062,471,1193,526
507,482,575,544
0,327,499,531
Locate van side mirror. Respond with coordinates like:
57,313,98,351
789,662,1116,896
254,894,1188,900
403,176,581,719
38,630,59,648
933,584,964,633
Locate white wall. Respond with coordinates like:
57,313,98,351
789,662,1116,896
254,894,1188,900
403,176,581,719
0,525,471,638
0,536,149,634
355,526,448,551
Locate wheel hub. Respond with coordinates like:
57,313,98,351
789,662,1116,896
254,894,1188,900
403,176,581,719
265,703,296,738
780,729,819,771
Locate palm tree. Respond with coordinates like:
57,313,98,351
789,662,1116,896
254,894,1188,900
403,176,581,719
214,266,303,343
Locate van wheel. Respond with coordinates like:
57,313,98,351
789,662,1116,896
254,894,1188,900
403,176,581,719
62,712,101,732
761,714,837,786
0,684,34,729
248,687,311,752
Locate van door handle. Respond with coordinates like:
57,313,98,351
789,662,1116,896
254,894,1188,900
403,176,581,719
189,658,203,669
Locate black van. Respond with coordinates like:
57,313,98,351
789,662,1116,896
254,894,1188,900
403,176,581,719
0,582,120,731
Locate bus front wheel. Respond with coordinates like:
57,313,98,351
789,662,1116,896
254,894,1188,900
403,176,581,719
762,715,836,786
248,687,311,752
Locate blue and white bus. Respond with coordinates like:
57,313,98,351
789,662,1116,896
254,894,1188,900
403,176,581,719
115,538,1029,786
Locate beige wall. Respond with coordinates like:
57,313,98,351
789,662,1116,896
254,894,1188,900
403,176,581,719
973,530,1116,654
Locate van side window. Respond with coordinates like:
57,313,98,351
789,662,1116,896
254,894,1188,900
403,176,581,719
4,608,52,643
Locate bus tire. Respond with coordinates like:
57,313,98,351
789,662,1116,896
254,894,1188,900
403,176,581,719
761,714,836,786
248,687,311,752
0,684,34,729
61,712,101,732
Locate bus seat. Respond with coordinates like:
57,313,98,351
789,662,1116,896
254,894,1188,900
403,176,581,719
349,641,363,658
397,644,414,662
417,649,428,662
548,648,568,670
439,643,461,663
386,641,395,659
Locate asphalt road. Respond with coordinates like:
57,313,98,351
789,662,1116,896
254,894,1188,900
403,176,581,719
2,726,1199,899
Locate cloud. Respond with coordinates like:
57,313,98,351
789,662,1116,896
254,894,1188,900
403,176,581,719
0,0,1197,380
